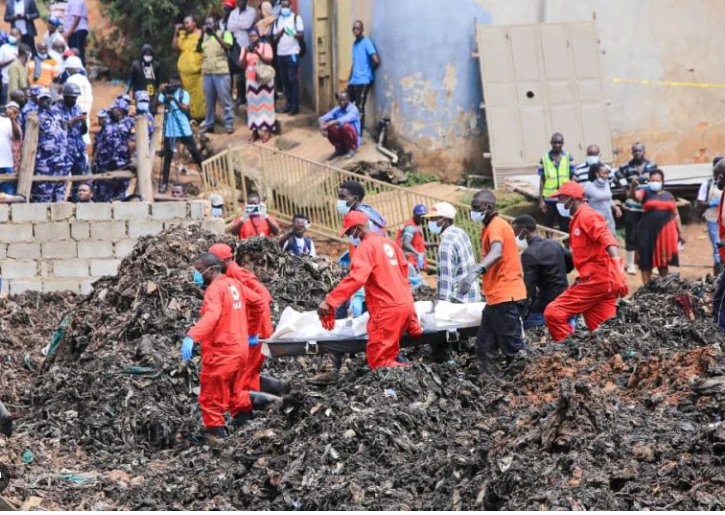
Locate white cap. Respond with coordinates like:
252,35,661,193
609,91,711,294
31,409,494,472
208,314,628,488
424,202,457,220
209,194,224,208
65,55,84,70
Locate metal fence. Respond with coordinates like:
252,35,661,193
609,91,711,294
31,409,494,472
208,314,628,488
201,144,568,262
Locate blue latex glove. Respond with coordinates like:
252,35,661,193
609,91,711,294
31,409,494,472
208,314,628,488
249,335,259,347
410,275,422,288
709,197,721,208
417,253,426,270
181,336,194,362
351,295,363,318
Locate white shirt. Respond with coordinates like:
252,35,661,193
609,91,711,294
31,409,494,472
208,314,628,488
14,0,27,35
67,72,93,144
274,13,303,56
282,236,316,256
0,117,15,169
226,6,257,48
43,31,67,52
698,179,722,224
0,44,19,84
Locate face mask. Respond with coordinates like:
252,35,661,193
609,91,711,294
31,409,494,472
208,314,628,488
586,155,600,165
63,97,76,107
7,36,16,45
516,234,528,250
211,207,223,218
470,211,485,223
38,53,48,59
143,55,153,63
595,177,607,186
336,199,351,215
193,270,205,287
348,229,361,247
427,220,442,235
137,101,149,112
556,201,571,218
649,181,663,192
281,7,291,16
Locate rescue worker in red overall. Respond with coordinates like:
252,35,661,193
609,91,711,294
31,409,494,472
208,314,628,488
396,204,430,272
226,192,281,240
318,211,424,369
208,243,290,398
182,252,265,440
543,182,629,341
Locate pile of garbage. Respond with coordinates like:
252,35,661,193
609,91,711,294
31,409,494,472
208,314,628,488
3,224,725,509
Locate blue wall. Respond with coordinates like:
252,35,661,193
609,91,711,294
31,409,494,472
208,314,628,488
368,0,491,146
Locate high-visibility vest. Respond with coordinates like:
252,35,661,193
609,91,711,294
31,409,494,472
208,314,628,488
542,152,571,197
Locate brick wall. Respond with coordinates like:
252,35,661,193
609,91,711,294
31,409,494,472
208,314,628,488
0,201,225,295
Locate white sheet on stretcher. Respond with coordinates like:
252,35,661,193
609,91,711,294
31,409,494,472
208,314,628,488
266,301,485,343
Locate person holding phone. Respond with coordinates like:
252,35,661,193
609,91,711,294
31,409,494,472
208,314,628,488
59,81,89,202
172,16,205,121
197,14,235,134
225,191,280,240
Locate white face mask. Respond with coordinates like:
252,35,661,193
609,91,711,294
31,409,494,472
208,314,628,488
427,220,442,235
649,181,663,192
586,155,600,165
516,235,528,250
337,199,351,215
556,201,571,218
470,211,485,223
595,177,607,186
143,55,153,63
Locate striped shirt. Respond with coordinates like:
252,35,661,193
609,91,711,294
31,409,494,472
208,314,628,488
436,225,482,303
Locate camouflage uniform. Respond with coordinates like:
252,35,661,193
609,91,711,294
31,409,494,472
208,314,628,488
93,100,135,201
30,97,68,203
60,102,90,201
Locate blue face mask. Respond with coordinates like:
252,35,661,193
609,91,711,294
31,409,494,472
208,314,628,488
193,270,205,287
349,235,361,247
281,7,291,16
7,36,17,45
470,211,485,223
337,199,351,215
137,101,149,112
556,202,571,219
649,181,663,192
211,207,223,218
427,220,442,234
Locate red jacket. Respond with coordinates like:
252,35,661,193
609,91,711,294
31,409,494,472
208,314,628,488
226,261,272,304
237,216,277,240
187,275,264,365
326,233,414,312
569,204,619,277
395,218,425,269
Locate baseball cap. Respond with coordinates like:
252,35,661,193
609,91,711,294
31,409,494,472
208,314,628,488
423,202,457,220
340,211,369,236
208,243,233,260
48,15,62,26
413,204,427,216
209,194,224,208
550,181,585,200
37,87,51,99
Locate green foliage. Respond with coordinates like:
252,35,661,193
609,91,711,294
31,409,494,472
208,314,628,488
99,0,219,79
402,170,439,187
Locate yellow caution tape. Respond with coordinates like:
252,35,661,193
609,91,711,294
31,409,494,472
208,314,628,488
607,77,725,89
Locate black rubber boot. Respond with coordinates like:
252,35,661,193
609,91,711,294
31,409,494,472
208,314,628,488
0,400,13,437
250,391,282,410
232,411,254,427
260,375,291,396
206,426,227,445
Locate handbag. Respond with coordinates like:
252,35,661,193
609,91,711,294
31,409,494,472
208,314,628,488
255,59,276,85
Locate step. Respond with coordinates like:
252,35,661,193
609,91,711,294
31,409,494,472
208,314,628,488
235,101,317,134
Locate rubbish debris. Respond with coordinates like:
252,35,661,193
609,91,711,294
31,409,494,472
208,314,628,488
2,222,725,510
343,160,407,184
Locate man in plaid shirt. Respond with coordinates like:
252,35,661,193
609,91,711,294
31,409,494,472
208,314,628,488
424,202,482,303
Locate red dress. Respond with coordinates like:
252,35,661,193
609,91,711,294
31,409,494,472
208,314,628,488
636,190,679,271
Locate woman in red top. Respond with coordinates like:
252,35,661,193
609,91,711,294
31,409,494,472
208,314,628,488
630,169,683,284
226,192,280,240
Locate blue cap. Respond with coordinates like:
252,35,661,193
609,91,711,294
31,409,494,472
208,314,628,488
48,15,62,26
97,109,108,119
37,87,51,99
413,204,428,216
112,98,130,112
29,85,42,97
134,91,150,102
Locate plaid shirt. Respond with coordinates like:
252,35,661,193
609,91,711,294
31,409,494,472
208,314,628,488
436,226,482,303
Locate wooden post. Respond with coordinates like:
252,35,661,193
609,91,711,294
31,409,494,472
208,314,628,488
17,113,39,201
134,116,154,201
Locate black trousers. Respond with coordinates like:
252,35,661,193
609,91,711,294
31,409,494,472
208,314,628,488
347,83,371,134
20,33,35,55
475,301,525,361
542,200,570,233
624,210,642,251
68,30,88,66
162,136,203,186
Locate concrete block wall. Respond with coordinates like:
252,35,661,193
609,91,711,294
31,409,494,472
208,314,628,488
0,202,226,296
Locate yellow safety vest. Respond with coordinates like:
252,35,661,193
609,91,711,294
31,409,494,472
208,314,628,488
542,152,571,197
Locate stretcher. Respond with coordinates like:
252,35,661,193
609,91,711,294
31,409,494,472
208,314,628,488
262,301,485,358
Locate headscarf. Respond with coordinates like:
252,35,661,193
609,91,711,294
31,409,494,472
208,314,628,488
256,1,277,37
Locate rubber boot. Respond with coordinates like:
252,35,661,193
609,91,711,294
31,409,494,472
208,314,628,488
232,410,254,428
250,391,282,411
206,426,227,445
626,251,636,275
260,375,291,396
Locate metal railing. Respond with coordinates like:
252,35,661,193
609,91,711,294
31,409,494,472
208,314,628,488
201,144,568,260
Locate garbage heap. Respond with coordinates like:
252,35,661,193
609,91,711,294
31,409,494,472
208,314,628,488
2,225,725,510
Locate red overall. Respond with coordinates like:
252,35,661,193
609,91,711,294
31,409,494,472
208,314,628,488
395,218,426,270
236,216,278,240
225,261,273,394
544,204,620,342
325,233,423,369
187,275,262,428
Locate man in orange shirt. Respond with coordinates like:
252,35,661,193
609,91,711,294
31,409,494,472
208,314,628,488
458,189,528,371
543,182,628,341
182,252,265,441
395,204,429,271
318,211,423,369
226,192,280,240
27,41,60,89
208,243,290,399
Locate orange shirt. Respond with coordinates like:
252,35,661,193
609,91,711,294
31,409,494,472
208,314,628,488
480,216,527,305
395,218,425,268
237,216,278,240
326,233,414,312
569,204,619,277
27,58,61,88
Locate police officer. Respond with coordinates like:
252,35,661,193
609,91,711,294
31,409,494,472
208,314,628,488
20,84,41,131
94,99,135,201
134,90,155,142
30,87,68,202
59,81,89,202
92,109,110,175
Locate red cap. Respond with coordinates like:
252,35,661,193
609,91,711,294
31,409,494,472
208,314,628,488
63,49,75,58
340,211,369,236
550,181,585,200
223,0,236,7
209,243,233,260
